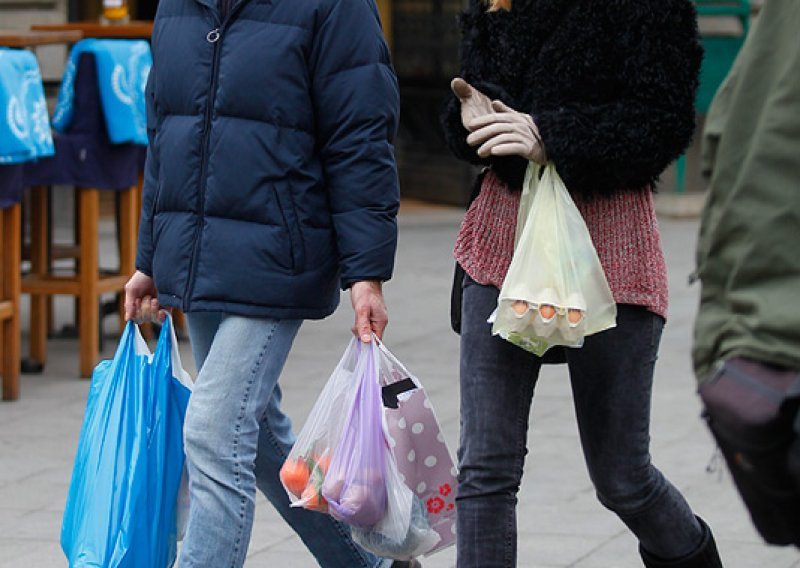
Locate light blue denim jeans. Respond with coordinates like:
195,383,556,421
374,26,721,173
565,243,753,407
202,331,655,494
179,311,387,568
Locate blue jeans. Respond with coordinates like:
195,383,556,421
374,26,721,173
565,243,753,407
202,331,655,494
179,312,385,568
457,276,704,567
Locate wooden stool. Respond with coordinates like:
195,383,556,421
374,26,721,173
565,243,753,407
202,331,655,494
0,203,21,400
23,184,137,377
21,49,148,378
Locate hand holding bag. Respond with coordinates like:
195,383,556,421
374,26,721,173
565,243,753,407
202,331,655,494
491,162,616,355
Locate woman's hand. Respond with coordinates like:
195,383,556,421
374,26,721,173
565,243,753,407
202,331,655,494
350,280,388,343
451,77,494,132
466,100,547,164
124,270,168,324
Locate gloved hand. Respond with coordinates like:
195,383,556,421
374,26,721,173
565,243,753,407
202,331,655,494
466,100,547,164
451,77,493,132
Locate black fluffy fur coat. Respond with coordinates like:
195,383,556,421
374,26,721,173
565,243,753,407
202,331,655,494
440,0,703,197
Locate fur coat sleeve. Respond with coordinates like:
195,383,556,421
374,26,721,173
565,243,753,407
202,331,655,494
440,0,703,197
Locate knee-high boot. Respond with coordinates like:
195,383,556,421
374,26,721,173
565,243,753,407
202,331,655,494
640,517,723,568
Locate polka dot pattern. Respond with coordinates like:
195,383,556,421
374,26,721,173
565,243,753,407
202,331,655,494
384,386,458,552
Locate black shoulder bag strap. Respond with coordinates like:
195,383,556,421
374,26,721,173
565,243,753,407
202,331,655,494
450,168,487,334
788,373,800,434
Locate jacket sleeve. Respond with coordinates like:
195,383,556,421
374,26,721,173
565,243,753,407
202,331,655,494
440,0,488,167
440,95,485,166
440,78,516,164
438,0,529,186
534,0,702,194
135,67,159,277
309,0,400,289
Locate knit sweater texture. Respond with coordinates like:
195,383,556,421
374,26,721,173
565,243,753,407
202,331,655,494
455,170,669,319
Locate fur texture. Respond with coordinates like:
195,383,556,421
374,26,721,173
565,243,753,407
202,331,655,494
441,0,702,197
487,0,512,12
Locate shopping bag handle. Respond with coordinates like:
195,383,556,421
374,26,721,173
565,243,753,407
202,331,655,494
381,378,417,409
150,314,194,391
373,336,413,380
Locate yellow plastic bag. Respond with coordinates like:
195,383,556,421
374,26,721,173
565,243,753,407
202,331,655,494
491,162,616,355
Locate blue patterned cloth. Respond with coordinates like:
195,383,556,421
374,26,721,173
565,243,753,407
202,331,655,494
0,49,55,164
52,39,151,145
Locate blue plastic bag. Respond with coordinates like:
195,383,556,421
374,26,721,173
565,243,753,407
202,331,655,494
61,316,192,568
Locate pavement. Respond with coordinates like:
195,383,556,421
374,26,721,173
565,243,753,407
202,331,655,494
1,199,799,568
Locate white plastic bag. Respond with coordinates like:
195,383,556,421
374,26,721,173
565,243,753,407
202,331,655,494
492,162,617,355
351,463,439,560
166,316,193,542
283,338,445,559
279,338,361,513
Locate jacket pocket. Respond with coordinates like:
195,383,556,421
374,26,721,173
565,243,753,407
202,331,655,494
271,185,306,274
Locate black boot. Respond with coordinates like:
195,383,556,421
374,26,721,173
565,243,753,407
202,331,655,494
640,517,723,568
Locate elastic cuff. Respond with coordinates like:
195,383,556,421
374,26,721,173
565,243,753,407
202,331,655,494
135,265,152,278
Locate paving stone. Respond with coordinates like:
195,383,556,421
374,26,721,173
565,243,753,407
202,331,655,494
1,206,797,567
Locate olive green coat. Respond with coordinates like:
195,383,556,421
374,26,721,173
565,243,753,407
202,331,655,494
693,0,800,382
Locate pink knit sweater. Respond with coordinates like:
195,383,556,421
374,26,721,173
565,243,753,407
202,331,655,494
454,170,669,319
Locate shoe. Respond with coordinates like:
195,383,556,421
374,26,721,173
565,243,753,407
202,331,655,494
640,516,722,567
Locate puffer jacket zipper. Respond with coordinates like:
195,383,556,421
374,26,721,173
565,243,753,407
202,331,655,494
182,3,243,311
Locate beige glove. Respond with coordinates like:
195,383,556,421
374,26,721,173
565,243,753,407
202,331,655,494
451,77,494,132
466,100,546,164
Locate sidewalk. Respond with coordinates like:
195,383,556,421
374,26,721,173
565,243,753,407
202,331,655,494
1,202,798,567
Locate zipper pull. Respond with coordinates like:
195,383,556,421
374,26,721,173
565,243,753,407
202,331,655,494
206,28,220,43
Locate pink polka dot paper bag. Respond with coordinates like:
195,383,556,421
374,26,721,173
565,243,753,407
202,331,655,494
378,342,457,556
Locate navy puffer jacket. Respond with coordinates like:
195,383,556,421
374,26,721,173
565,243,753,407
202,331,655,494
136,0,400,320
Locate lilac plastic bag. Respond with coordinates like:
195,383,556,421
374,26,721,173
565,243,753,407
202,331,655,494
322,340,388,528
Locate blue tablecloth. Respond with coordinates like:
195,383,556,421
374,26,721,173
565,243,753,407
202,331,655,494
0,165,23,208
0,49,55,165
52,39,151,146
24,53,141,190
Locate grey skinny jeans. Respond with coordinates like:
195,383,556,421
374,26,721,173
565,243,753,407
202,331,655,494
456,275,703,567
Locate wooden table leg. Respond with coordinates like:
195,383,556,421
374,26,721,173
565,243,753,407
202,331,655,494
118,185,137,332
2,204,21,401
78,188,100,378
28,187,49,366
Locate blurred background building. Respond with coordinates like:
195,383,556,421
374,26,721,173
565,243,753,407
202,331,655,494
380,0,475,205
0,0,766,206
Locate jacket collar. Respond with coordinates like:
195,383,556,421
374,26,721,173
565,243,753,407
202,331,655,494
191,0,272,18
192,0,216,12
